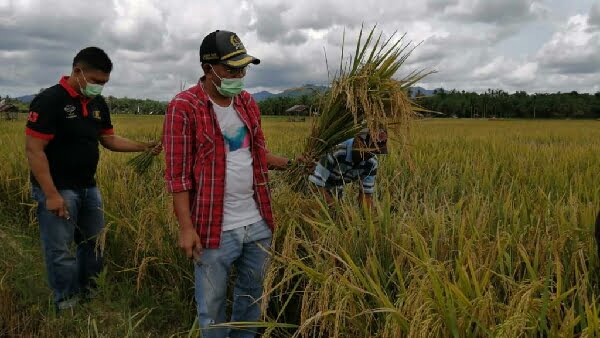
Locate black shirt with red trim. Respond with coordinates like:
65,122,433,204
26,76,114,189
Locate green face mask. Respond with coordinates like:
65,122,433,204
78,71,104,97
211,66,244,97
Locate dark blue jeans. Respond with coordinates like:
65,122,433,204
32,186,105,305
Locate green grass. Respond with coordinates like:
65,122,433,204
1,116,599,337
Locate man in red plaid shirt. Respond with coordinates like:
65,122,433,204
163,30,292,338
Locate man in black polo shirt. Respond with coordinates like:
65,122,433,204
25,47,160,310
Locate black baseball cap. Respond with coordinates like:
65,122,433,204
200,30,260,68
358,128,388,154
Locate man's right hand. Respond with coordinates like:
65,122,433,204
179,226,203,261
46,193,67,218
296,153,317,174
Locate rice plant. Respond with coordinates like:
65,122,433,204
0,80,599,337
287,25,434,190
127,141,162,174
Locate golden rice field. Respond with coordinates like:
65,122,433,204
0,115,599,337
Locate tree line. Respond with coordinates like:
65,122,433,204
256,89,600,118
0,95,167,115
256,95,318,116
104,96,167,115
4,89,600,118
415,89,600,119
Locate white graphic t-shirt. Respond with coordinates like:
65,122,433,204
212,100,263,231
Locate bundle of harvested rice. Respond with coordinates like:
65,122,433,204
287,26,433,189
127,141,162,174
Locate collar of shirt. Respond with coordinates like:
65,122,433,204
59,76,81,98
59,76,91,117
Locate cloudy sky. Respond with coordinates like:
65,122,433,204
1,0,599,101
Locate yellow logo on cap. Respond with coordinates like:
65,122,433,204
230,35,244,50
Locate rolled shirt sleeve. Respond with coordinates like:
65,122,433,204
309,162,331,188
163,97,194,193
309,153,334,188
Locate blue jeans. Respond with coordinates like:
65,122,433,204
32,186,105,305
195,219,272,338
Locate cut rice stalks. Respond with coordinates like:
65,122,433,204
287,25,434,190
127,141,162,174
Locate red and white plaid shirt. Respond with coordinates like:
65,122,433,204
163,82,274,249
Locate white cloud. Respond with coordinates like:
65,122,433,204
472,56,510,79
433,0,545,24
536,14,600,74
506,62,538,85
0,0,598,101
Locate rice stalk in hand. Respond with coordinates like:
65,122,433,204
287,25,434,190
127,141,161,174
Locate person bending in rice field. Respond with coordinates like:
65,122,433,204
25,47,161,311
162,30,296,338
308,128,388,210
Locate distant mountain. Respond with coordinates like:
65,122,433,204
408,87,443,97
253,85,441,101
252,84,328,102
277,84,327,98
252,91,275,101
16,94,36,103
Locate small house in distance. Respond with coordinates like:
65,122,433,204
286,104,309,115
285,104,309,122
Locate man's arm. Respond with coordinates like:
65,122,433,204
266,152,290,170
246,93,292,171
96,96,160,153
163,94,201,260
172,191,202,260
99,135,159,152
267,152,316,172
25,135,67,217
307,155,338,208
